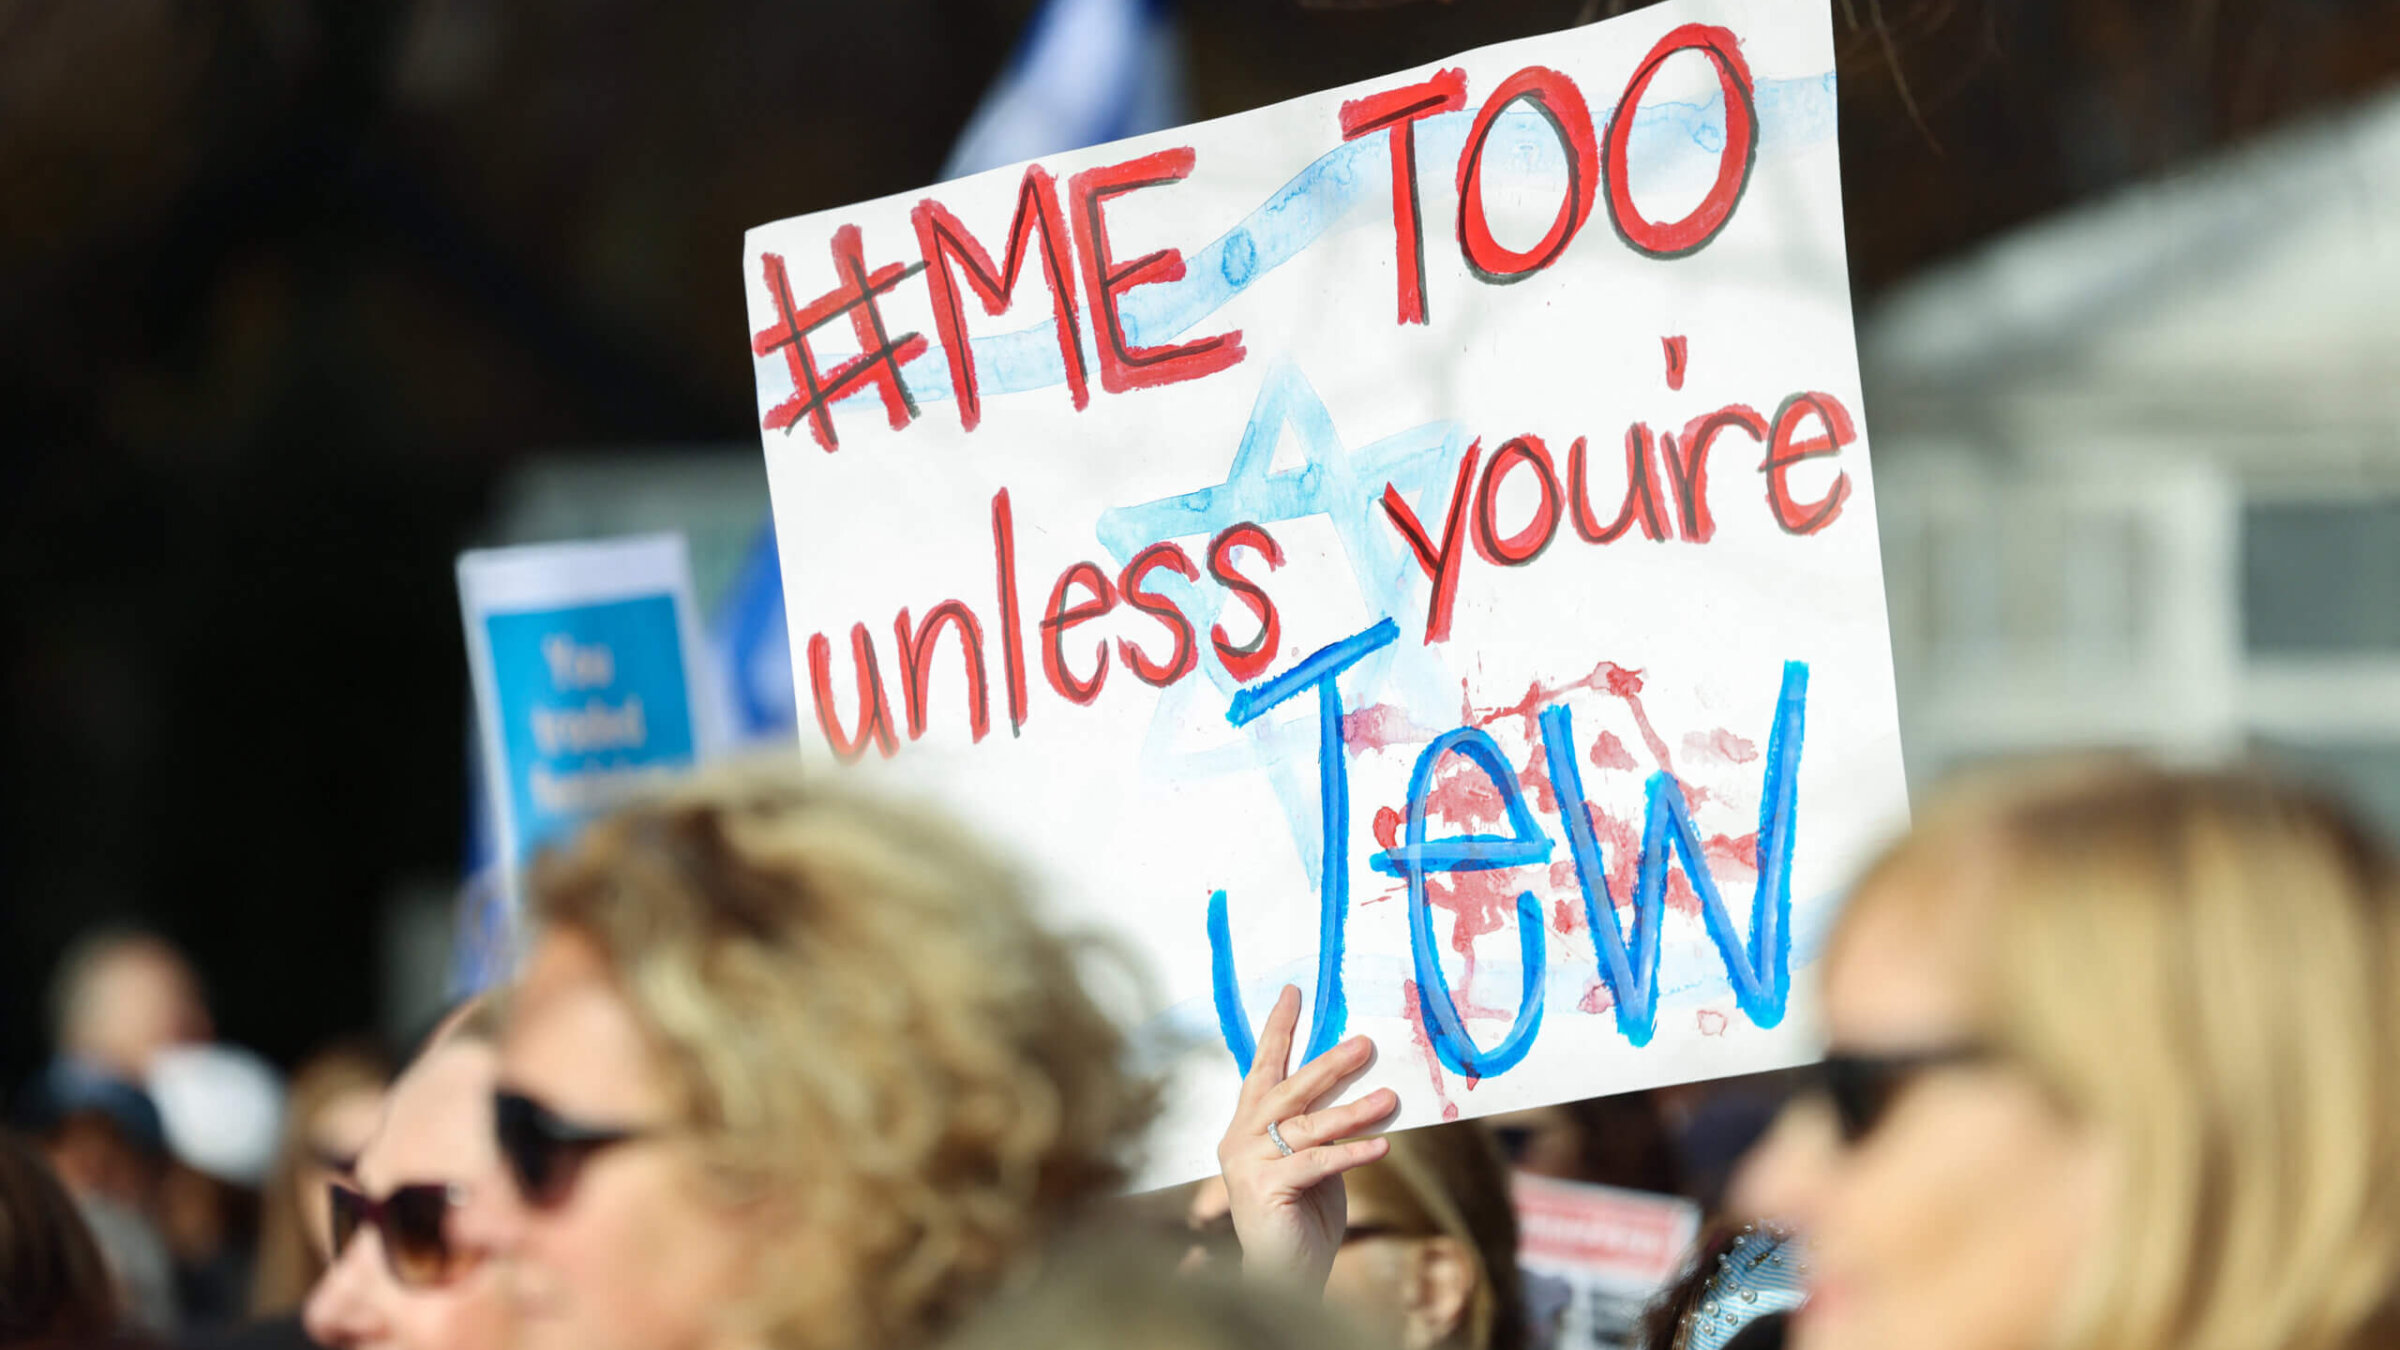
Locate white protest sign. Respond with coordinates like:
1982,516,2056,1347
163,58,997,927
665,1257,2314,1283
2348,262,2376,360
459,535,722,903
744,0,1906,1188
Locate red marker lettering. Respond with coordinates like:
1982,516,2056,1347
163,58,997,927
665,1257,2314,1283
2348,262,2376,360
1340,68,1468,326
912,167,1088,431
892,601,990,742
1069,148,1247,394
1763,393,1855,536
1208,524,1285,682
807,625,898,761
1457,67,1599,283
1604,25,1758,258
1381,441,1483,644
1117,543,1201,687
1040,561,1117,705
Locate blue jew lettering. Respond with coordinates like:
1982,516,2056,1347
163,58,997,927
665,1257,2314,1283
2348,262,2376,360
1207,618,1808,1077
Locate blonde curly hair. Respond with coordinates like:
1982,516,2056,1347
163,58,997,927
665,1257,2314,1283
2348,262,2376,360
525,761,1158,1350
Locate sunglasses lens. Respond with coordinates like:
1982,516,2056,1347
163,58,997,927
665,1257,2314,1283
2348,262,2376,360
496,1092,575,1207
1817,1046,1990,1147
1823,1058,1916,1143
495,1093,541,1201
385,1186,457,1286
328,1184,364,1257
1490,1125,1533,1162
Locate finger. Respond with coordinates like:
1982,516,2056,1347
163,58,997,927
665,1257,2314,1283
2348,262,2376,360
1274,1088,1399,1151
1271,1136,1391,1191
1240,985,1303,1106
1260,1032,1376,1120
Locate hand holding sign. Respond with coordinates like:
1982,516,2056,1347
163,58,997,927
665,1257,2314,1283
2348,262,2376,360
1217,985,1397,1290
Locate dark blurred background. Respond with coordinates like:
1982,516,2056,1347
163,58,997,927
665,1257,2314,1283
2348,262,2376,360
6,0,2399,1087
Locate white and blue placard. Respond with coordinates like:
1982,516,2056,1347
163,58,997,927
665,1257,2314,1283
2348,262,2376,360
459,534,721,902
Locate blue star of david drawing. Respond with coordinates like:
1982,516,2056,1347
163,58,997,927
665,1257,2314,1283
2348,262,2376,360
1095,361,1466,873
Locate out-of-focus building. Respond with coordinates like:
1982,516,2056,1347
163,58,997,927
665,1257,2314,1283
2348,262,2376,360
1862,86,2400,828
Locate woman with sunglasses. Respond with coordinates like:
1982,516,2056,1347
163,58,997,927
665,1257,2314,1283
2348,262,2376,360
1224,763,2400,1350
1731,764,2400,1350
448,765,1155,1350
303,1003,510,1350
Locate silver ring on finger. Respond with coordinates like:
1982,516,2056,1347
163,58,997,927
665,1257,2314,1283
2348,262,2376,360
1266,1119,1296,1157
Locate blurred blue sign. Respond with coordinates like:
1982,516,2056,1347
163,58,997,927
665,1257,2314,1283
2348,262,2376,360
456,535,719,986
485,594,698,854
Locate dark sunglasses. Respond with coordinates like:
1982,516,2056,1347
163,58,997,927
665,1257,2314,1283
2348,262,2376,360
1490,1124,1534,1164
493,1089,655,1209
1814,1044,1991,1145
1339,1222,1427,1245
329,1182,473,1288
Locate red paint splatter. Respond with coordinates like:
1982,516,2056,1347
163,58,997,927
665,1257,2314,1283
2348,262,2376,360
1596,662,1675,774
1404,753,1543,1013
1563,802,1711,921
1399,979,1460,1120
1421,872,1521,1001
1662,869,1701,917
1697,1009,1728,1037
1681,727,1758,766
1703,831,1759,880
1423,754,1508,832
1546,858,1586,935
1468,682,1554,744
1588,730,1639,772
1580,802,1699,919
1579,980,1615,1015
1468,662,1618,742
1517,756,1557,815
1344,702,1437,755
1372,806,1403,853
1461,658,1677,781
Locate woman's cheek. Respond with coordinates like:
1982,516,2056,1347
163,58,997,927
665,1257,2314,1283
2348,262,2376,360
1321,1245,1405,1335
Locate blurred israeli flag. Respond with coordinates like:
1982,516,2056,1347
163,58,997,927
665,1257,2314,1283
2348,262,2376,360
712,523,798,742
943,0,1187,180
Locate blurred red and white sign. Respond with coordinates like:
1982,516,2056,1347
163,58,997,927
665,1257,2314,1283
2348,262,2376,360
1514,1173,1701,1350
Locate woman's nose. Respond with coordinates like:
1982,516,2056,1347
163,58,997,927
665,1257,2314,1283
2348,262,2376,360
1728,1095,1839,1229
302,1233,393,1349
447,1168,527,1262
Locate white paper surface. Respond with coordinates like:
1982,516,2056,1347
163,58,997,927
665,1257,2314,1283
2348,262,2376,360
743,0,1907,1188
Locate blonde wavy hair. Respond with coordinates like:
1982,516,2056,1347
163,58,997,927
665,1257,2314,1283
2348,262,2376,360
1843,762,2400,1350
524,762,1158,1350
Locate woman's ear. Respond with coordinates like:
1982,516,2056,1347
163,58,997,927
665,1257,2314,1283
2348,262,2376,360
1398,1235,1480,1350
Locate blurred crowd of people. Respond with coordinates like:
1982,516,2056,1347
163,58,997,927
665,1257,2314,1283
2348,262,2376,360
4,755,2396,1350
